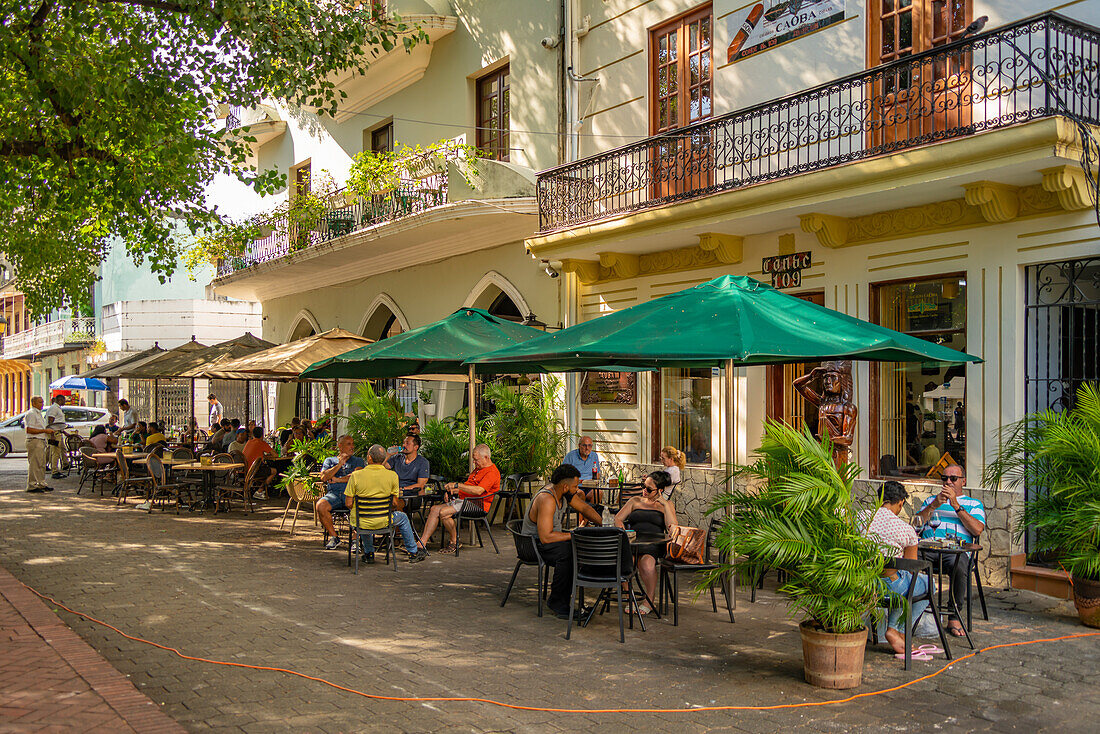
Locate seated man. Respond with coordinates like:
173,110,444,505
915,466,985,637
417,443,499,554
385,434,429,494
563,436,601,503
862,480,931,656
282,425,306,455
144,421,167,448
278,417,301,447
522,464,602,619
227,428,249,455
204,419,231,454
345,444,427,564
242,426,277,499
317,435,367,550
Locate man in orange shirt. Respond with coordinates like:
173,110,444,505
242,426,277,499
418,443,499,554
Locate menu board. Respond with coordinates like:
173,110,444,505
580,372,637,405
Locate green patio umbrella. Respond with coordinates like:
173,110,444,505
300,307,549,468
467,275,981,372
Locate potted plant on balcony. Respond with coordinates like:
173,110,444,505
709,421,886,689
984,382,1100,628
418,388,435,418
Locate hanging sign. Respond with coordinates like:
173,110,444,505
761,251,811,289
725,1,846,63
581,372,637,405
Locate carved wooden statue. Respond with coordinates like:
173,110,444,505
792,360,857,466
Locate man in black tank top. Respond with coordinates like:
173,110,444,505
528,464,603,620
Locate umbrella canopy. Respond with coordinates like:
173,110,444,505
469,275,982,372
93,340,208,379
80,345,165,379
50,376,108,391
200,328,373,381
300,308,548,380
124,333,275,379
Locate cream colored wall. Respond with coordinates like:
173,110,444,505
577,207,1098,483
259,240,560,424
572,0,1100,160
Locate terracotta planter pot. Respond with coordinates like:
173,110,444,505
1072,574,1100,629
799,620,867,689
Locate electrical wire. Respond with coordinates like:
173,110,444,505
19,580,1100,715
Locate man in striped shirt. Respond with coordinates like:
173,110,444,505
916,466,986,636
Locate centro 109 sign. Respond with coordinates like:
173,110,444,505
761,251,811,289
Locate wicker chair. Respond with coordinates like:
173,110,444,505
114,450,153,506
146,453,194,514
215,458,258,513
281,479,319,535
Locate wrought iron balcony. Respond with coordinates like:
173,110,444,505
1,317,97,360
537,12,1100,233
215,173,447,277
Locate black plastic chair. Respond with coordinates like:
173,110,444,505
567,526,643,643
348,495,398,573
501,520,550,616
659,517,735,626
872,557,955,670
454,495,499,556
491,473,537,525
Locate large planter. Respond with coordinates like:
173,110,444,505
799,620,867,689
1072,574,1100,629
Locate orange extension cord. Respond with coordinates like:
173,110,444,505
21,581,1099,715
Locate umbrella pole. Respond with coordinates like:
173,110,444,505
468,365,476,473
332,379,339,434
725,357,737,610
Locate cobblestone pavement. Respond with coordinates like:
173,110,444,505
0,468,1097,733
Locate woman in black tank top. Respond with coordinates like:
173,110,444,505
613,470,677,615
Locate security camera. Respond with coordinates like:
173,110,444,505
541,259,560,278
541,35,561,49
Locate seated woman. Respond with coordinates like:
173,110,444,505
613,470,677,615
88,425,118,465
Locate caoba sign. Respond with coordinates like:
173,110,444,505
761,251,812,289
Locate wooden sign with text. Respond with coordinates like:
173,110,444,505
762,251,811,289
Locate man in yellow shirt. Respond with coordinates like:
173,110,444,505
344,444,427,564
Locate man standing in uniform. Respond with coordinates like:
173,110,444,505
45,394,67,480
25,396,55,493
208,394,223,428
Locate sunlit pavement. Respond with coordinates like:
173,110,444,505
0,466,1096,733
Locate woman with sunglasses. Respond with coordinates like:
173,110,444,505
614,470,678,615
914,466,986,636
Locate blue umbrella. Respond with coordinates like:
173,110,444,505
49,376,108,391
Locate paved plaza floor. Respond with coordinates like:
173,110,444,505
0,462,1097,733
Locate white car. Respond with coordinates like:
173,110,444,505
0,406,111,457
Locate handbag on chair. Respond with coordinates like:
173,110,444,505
666,525,706,564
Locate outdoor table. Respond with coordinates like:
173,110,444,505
175,462,245,511
918,540,982,638
93,452,148,462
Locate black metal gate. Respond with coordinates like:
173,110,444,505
1024,255,1100,553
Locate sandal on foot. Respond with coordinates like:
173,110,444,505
440,543,459,555
948,624,967,637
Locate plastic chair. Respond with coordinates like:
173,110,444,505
500,520,549,617
872,557,956,670
659,517,735,626
348,495,398,573
454,495,499,556
491,473,536,525
567,526,643,643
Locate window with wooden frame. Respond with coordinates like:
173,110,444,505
649,4,713,198
364,123,393,154
292,161,311,200
868,0,973,146
476,65,509,161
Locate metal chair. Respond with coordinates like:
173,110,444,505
659,517,735,626
500,519,549,617
872,557,956,670
171,447,195,461
146,453,193,514
567,526,643,643
348,495,398,573
114,450,153,506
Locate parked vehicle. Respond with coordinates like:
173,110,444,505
0,406,110,457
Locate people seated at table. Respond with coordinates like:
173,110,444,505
521,463,603,619
317,435,368,550
614,470,677,615
241,427,278,499
278,417,301,447
862,480,931,655
344,444,427,564
106,414,120,435
563,436,601,502
417,443,500,555
130,422,149,447
658,445,686,492
144,422,168,448
282,425,306,454
88,425,118,463
204,419,231,454
227,428,249,455
224,419,242,449
914,466,985,637
384,434,429,493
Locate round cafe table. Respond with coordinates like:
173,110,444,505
918,539,982,642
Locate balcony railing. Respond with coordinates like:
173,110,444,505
215,172,447,277
1,317,96,359
537,12,1100,233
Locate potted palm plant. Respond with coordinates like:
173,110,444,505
984,382,1100,628
710,421,886,689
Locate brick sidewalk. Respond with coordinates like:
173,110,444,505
1,471,1098,732
0,565,185,733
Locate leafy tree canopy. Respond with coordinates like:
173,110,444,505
1,0,423,314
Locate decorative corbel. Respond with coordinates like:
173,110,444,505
697,232,744,264
799,213,850,248
963,181,1019,223
598,251,640,279
1040,165,1093,211
559,258,602,284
